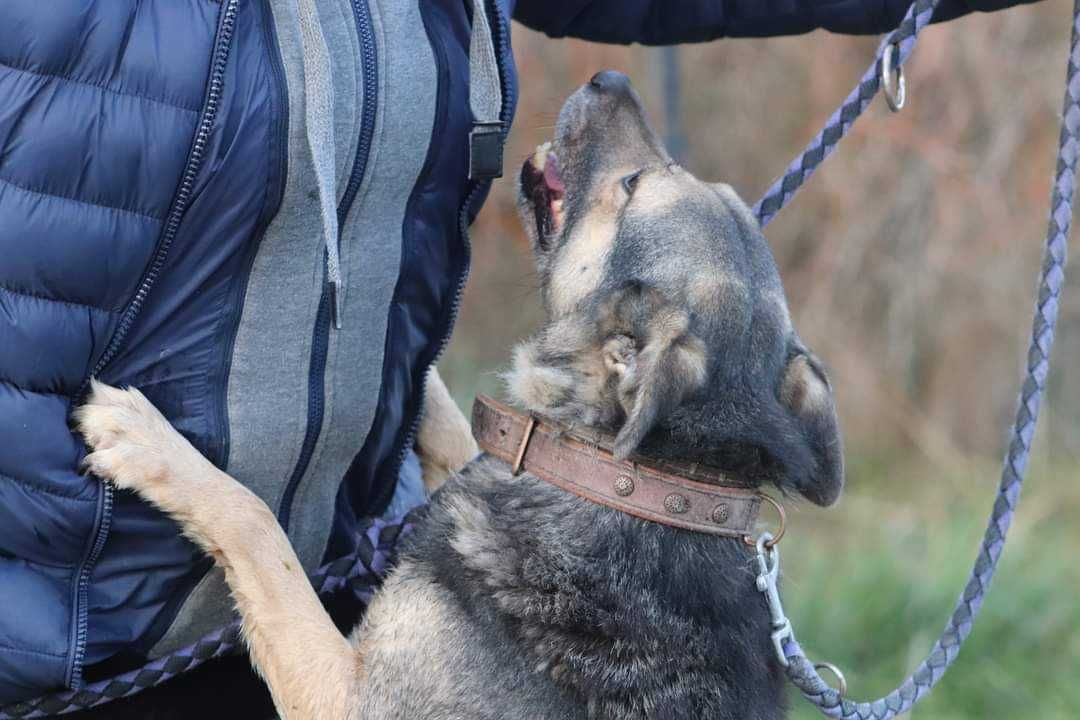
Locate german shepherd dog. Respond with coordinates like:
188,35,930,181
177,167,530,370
77,71,844,720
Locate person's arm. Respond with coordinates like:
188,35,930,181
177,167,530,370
512,0,1044,45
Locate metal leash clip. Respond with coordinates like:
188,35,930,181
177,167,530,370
753,532,794,667
753,530,848,698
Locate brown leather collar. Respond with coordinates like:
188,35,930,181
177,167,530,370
471,395,767,540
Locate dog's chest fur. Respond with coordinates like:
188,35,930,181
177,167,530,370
395,456,787,719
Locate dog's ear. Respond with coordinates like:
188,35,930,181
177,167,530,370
603,285,707,461
776,353,844,506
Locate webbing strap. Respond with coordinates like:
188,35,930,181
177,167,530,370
294,0,344,327
468,0,506,179
468,0,502,129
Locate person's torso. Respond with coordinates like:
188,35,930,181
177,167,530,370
0,0,517,703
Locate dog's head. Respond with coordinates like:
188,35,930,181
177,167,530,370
510,71,843,506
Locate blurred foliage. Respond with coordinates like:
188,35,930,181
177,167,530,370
442,1,1080,716
784,455,1080,718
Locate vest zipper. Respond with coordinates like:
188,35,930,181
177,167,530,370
278,0,378,530
68,0,241,687
371,0,512,512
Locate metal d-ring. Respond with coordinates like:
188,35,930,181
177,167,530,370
881,42,906,112
813,661,848,698
744,494,786,548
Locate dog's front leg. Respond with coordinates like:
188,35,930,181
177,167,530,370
415,366,479,492
76,381,362,720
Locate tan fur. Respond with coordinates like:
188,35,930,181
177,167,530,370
415,367,478,492
505,340,575,410
547,174,625,315
712,182,760,230
349,565,453,668
629,169,682,212
673,337,708,388
780,355,830,414
685,273,744,317
76,381,362,720
347,558,518,719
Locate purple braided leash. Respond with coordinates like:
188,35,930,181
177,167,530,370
756,1,1080,718
753,0,942,228
0,513,417,718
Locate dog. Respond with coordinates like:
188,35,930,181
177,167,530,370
76,70,843,720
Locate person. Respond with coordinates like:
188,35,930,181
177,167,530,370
0,0,1040,705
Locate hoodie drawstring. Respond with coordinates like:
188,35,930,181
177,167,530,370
295,0,343,328
295,0,505,331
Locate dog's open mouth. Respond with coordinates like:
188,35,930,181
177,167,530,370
521,142,566,242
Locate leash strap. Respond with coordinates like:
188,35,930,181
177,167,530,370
759,1,1080,717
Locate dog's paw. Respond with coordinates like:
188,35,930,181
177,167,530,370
75,379,184,496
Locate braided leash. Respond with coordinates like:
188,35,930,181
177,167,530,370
0,513,417,718
751,1,1080,717
753,0,942,227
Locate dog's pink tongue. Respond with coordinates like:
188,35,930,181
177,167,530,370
542,154,565,199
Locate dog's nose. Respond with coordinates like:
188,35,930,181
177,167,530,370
589,70,631,93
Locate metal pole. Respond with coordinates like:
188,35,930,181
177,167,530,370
660,46,687,163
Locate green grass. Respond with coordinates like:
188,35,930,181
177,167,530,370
782,457,1080,719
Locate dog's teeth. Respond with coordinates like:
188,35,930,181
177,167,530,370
546,197,565,233
532,141,552,166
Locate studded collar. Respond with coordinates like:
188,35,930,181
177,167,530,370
470,395,767,539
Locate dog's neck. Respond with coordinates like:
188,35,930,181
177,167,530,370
439,453,786,720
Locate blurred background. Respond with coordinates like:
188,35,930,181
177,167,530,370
442,1,1080,717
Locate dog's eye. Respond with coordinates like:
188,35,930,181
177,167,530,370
621,170,644,196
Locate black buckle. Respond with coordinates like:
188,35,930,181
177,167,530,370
468,121,504,180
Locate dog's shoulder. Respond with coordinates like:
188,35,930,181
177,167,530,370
357,458,586,719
